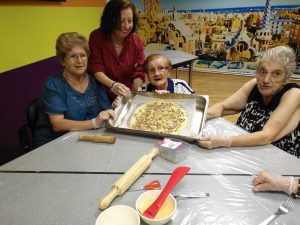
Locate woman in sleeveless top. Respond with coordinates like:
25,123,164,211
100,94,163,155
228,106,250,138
198,46,300,157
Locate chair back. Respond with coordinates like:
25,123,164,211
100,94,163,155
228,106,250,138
27,99,40,134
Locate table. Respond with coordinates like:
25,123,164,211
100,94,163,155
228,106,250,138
0,118,299,225
0,173,299,225
1,118,299,175
144,50,198,87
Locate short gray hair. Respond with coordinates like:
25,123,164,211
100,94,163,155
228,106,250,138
256,46,295,79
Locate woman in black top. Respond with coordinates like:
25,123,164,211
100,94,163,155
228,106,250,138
198,46,300,157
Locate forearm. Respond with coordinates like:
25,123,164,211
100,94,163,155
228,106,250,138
50,119,95,132
230,131,273,147
94,72,114,88
206,103,225,119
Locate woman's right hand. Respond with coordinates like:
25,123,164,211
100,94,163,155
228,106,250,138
197,136,232,149
111,82,130,97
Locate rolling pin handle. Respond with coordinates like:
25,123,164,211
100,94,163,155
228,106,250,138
99,187,119,210
149,147,160,158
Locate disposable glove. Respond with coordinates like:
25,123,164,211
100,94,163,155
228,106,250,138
112,96,122,109
252,170,296,195
197,136,232,149
111,82,130,96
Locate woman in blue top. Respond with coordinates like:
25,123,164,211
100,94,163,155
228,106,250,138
33,32,115,148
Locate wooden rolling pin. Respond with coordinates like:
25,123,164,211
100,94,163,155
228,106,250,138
78,135,116,144
99,147,160,209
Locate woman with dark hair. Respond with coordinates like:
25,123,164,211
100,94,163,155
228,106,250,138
88,0,145,101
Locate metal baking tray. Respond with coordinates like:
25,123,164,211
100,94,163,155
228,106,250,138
106,92,209,142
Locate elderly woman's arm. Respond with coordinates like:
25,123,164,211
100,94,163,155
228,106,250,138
231,87,300,146
206,79,256,119
49,109,116,132
199,87,300,149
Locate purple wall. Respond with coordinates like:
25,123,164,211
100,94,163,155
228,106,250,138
0,57,62,165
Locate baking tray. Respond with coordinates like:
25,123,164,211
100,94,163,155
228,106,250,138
106,92,208,142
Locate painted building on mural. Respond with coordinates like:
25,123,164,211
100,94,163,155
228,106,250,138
135,0,300,68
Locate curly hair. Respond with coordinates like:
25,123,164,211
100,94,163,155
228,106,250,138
256,46,296,79
100,0,138,36
56,32,89,61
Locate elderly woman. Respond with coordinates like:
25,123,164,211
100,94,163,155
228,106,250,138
33,32,115,148
143,54,194,94
198,46,300,157
112,54,194,108
88,0,144,101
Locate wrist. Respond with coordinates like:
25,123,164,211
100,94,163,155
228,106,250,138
110,81,116,89
110,81,118,93
91,118,100,129
223,136,232,148
292,178,300,198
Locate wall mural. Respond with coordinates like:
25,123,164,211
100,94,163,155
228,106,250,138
133,0,300,79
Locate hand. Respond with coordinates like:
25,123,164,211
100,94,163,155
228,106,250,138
95,109,116,127
112,96,122,109
132,78,143,92
111,82,130,97
155,90,170,94
252,170,295,195
197,136,232,149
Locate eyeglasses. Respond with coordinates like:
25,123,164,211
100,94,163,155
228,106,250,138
257,68,285,79
66,53,87,61
148,66,168,74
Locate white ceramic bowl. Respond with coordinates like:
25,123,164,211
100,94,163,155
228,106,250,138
136,190,177,225
95,205,140,225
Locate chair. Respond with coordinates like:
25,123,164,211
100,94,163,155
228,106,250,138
18,99,40,152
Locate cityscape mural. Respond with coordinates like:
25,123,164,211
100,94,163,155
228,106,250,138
133,0,300,79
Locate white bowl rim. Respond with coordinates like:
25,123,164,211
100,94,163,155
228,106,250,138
135,190,177,221
95,204,140,225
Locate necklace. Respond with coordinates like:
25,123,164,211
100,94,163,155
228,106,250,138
63,72,86,85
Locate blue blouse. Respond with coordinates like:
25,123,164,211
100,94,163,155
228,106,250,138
33,72,111,148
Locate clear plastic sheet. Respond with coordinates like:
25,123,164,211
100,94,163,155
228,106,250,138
1,117,299,176
117,174,299,225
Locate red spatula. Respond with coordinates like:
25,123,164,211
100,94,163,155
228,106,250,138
142,166,190,219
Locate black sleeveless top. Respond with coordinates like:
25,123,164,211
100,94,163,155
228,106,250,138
236,83,300,157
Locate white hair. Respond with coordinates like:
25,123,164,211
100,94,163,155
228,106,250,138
256,46,296,79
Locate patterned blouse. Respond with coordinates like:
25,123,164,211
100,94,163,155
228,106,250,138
236,83,300,157
144,78,194,94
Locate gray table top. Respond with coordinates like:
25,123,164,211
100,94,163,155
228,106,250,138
144,50,198,66
0,173,299,225
1,118,299,175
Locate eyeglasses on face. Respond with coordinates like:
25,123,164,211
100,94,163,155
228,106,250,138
257,68,285,79
66,53,87,61
148,66,168,74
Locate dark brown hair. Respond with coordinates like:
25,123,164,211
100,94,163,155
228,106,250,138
100,0,138,35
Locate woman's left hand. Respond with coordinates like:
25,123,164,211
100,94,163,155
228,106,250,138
197,136,232,149
112,96,122,109
95,109,116,127
111,82,131,97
